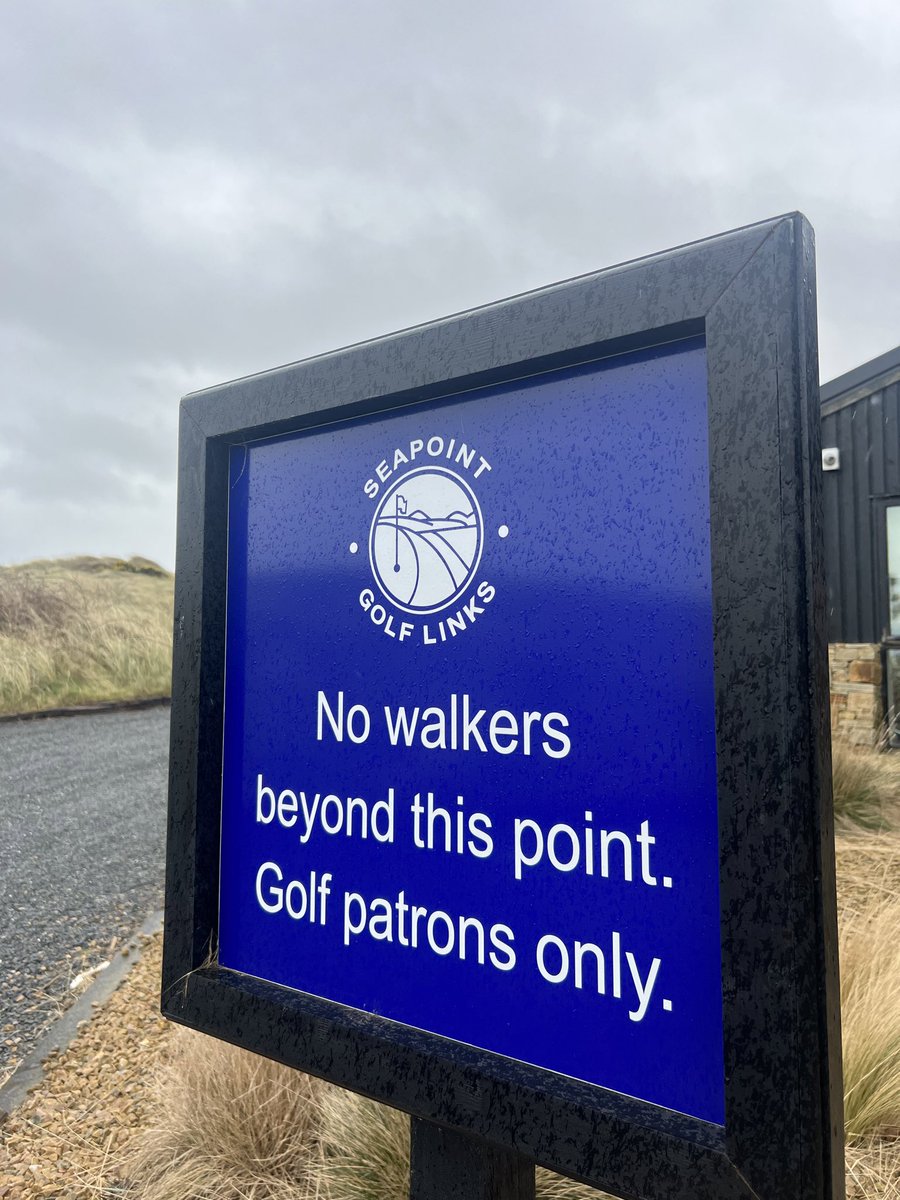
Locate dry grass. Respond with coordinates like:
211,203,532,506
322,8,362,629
0,556,173,715
534,1170,610,1200
317,1089,410,1200
832,740,899,830
845,1137,900,1199
836,813,900,1145
840,898,900,1139
129,1031,325,1200
131,1052,606,1200
835,832,900,922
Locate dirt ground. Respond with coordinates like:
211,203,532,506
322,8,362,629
0,931,172,1198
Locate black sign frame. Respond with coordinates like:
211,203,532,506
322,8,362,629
162,213,843,1200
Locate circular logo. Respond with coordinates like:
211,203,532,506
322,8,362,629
369,467,483,614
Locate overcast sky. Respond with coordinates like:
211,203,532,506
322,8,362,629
2,1,898,569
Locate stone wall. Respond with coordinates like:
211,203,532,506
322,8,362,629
828,643,883,746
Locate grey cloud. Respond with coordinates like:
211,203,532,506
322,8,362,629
1,0,899,566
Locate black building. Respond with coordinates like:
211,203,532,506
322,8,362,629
821,343,900,742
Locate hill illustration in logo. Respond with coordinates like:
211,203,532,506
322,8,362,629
396,507,476,530
369,469,483,614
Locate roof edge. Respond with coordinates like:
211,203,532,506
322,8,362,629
821,343,900,405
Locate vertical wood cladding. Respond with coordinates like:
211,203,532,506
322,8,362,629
822,380,900,643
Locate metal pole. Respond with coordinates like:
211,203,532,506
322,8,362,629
409,1118,535,1200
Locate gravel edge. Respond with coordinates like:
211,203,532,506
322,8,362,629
0,698,170,725
0,911,164,1120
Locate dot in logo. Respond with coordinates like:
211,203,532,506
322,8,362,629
369,467,483,615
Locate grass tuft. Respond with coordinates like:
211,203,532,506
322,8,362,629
840,895,900,1139
832,741,895,830
129,1040,609,1200
317,1089,410,1200
0,557,173,715
129,1029,324,1200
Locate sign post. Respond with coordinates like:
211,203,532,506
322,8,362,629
163,214,843,1200
410,1121,534,1200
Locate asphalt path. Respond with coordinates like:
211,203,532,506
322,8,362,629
0,706,169,1077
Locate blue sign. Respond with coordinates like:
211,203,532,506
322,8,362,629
219,337,724,1125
